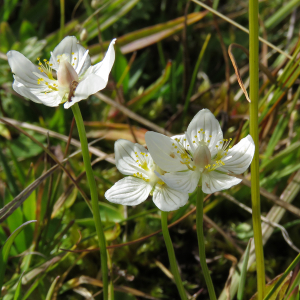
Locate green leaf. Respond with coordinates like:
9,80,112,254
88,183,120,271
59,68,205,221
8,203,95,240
89,12,207,55
260,272,293,300
10,133,45,159
0,147,19,197
99,202,124,223
4,190,28,253
237,239,252,300
88,0,140,42
75,202,124,225
8,146,26,187
2,0,19,21
22,168,36,244
19,20,37,42
127,61,172,111
284,269,300,300
45,276,60,300
251,272,291,300
0,22,15,52
13,272,24,300
112,49,129,94
286,286,299,300
0,220,36,292
264,0,300,30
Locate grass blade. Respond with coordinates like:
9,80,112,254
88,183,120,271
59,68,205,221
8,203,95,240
13,272,24,300
0,220,37,292
45,276,60,300
237,239,252,300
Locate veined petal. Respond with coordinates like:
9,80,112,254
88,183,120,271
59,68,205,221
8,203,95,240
49,36,91,75
152,185,188,211
12,79,43,104
12,78,61,106
145,132,188,172
186,109,223,157
155,170,200,193
7,50,42,86
114,139,152,177
75,50,90,75
218,135,255,174
91,39,116,82
30,90,62,106
105,176,151,206
202,171,242,194
63,73,106,109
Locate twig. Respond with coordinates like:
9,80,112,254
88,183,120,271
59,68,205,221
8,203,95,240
95,92,172,136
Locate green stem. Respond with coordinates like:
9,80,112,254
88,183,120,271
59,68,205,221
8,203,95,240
196,186,217,300
160,211,188,300
71,103,108,300
59,0,65,41
249,0,266,299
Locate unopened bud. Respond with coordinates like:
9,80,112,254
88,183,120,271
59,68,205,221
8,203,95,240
91,0,100,8
80,28,88,42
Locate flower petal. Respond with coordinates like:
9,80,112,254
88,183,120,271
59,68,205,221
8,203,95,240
145,132,188,172
155,170,200,193
12,78,62,106
218,135,255,174
49,36,91,76
152,185,188,211
186,109,223,157
63,73,106,108
7,50,42,86
75,50,90,75
91,39,116,82
105,176,151,206
112,139,153,177
202,171,242,194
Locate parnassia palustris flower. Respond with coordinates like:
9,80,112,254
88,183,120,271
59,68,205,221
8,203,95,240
7,36,116,109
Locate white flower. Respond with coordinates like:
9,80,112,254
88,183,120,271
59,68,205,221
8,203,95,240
105,139,189,212
7,36,116,109
145,109,255,194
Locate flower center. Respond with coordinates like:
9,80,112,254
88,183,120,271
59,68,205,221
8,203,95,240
193,142,211,169
35,52,80,99
132,152,165,187
57,54,78,89
191,128,212,147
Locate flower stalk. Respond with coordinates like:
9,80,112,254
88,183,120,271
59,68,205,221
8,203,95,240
71,102,109,300
160,211,188,300
196,185,216,300
249,0,266,299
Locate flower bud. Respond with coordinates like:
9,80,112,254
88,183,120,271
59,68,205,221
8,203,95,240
80,28,88,41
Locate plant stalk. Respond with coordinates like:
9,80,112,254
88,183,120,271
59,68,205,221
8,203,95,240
71,103,108,300
249,0,266,299
160,211,188,300
59,0,65,41
196,186,217,300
